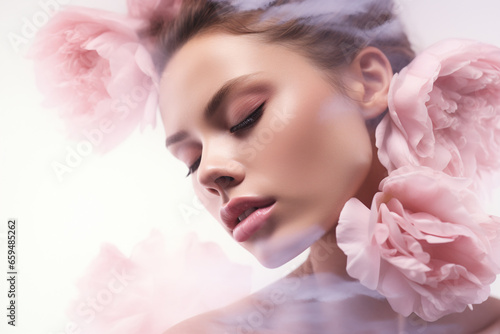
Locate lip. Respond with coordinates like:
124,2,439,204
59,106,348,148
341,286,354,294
220,196,276,242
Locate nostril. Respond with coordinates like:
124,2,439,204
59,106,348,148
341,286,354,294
207,188,220,196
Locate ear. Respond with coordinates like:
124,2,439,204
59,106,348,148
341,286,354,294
343,47,393,120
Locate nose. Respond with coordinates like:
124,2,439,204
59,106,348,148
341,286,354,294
196,145,244,197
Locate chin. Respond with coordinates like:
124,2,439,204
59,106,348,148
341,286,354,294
246,224,326,268
252,248,296,269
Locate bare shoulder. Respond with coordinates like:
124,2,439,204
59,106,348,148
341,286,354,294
162,292,261,334
161,288,287,334
163,263,313,334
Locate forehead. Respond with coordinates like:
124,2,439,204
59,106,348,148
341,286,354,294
158,32,321,135
159,33,258,132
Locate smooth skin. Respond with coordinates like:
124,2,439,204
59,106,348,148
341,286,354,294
160,32,500,333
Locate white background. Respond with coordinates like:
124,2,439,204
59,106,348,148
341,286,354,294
1,1,500,333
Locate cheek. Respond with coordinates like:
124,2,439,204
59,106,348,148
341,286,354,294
252,96,373,196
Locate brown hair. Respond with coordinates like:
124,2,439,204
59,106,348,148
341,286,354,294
147,0,415,124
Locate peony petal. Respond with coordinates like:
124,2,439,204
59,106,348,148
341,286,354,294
67,230,253,332
338,198,381,290
339,166,500,321
29,6,158,153
377,39,500,194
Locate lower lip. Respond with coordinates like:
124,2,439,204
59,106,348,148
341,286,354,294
233,203,275,243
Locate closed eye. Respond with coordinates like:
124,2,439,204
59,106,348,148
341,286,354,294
230,102,265,133
185,102,265,177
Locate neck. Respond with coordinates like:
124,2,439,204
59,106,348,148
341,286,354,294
308,227,352,278
288,226,354,287
355,130,388,207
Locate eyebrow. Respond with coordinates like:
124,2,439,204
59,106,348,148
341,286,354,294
165,73,261,148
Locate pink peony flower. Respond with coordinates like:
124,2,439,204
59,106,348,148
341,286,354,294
67,230,253,333
29,7,158,152
376,39,500,192
337,166,500,321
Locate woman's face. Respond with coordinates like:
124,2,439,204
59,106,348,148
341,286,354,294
160,32,374,268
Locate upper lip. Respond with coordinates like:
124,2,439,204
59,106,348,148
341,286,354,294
220,196,276,231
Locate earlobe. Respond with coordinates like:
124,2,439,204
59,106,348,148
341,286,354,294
345,47,393,120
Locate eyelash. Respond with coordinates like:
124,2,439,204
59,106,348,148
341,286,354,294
230,102,265,133
186,157,201,177
185,102,266,177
